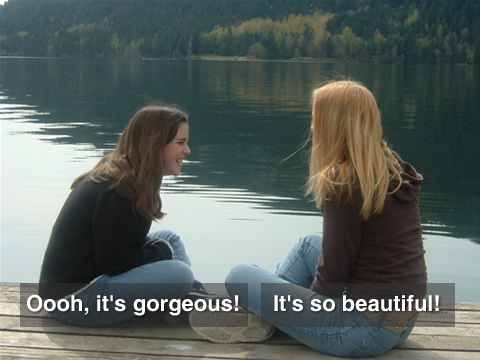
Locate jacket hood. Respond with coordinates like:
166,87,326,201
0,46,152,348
390,153,423,203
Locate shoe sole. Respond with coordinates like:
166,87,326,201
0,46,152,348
189,309,275,344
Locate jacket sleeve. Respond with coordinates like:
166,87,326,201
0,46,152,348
92,187,171,275
310,194,363,297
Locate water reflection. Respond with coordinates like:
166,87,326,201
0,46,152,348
163,173,317,217
1,58,480,300
0,103,49,121
1,58,479,243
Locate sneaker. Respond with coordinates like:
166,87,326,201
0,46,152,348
192,280,209,292
189,308,275,343
186,281,230,301
185,280,211,299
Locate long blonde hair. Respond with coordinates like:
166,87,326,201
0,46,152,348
72,105,189,220
306,80,402,220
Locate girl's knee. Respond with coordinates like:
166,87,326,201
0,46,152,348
225,264,253,284
225,264,254,301
299,233,322,249
148,229,179,241
225,264,274,294
171,261,194,284
147,260,193,284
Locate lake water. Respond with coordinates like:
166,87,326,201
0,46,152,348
1,57,479,301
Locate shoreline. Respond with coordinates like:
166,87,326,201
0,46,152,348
0,54,471,66
187,54,338,63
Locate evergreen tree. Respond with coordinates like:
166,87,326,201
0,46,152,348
0,0,478,64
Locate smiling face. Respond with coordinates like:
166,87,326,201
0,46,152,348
161,122,191,176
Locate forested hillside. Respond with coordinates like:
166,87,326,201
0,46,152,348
1,0,479,64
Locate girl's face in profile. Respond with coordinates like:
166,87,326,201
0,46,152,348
161,122,191,176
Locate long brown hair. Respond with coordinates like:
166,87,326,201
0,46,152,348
306,80,402,220
72,105,189,220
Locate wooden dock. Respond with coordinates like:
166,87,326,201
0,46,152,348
1,284,479,359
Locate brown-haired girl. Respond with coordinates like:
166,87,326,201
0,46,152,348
39,105,199,326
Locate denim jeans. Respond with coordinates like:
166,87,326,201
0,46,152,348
50,230,194,327
225,234,413,357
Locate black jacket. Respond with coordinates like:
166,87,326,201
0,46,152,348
39,178,171,300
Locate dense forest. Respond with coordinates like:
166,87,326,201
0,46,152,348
0,0,479,64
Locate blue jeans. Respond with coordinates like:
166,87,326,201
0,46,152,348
51,230,194,326
225,234,413,357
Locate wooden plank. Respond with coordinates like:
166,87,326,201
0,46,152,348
379,350,480,360
454,302,480,311
1,333,479,360
0,302,50,317
2,298,478,322
416,311,480,324
0,331,339,360
411,326,480,336
2,347,478,360
1,347,478,360
4,310,480,338
2,284,479,310
3,314,478,338
0,315,205,341
0,347,201,360
2,317,479,352
399,335,480,351
1,284,479,360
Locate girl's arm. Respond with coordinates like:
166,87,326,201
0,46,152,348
311,194,363,296
92,188,171,275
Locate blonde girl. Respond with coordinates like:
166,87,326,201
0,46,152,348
193,80,427,357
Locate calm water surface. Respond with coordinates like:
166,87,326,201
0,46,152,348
1,58,479,301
